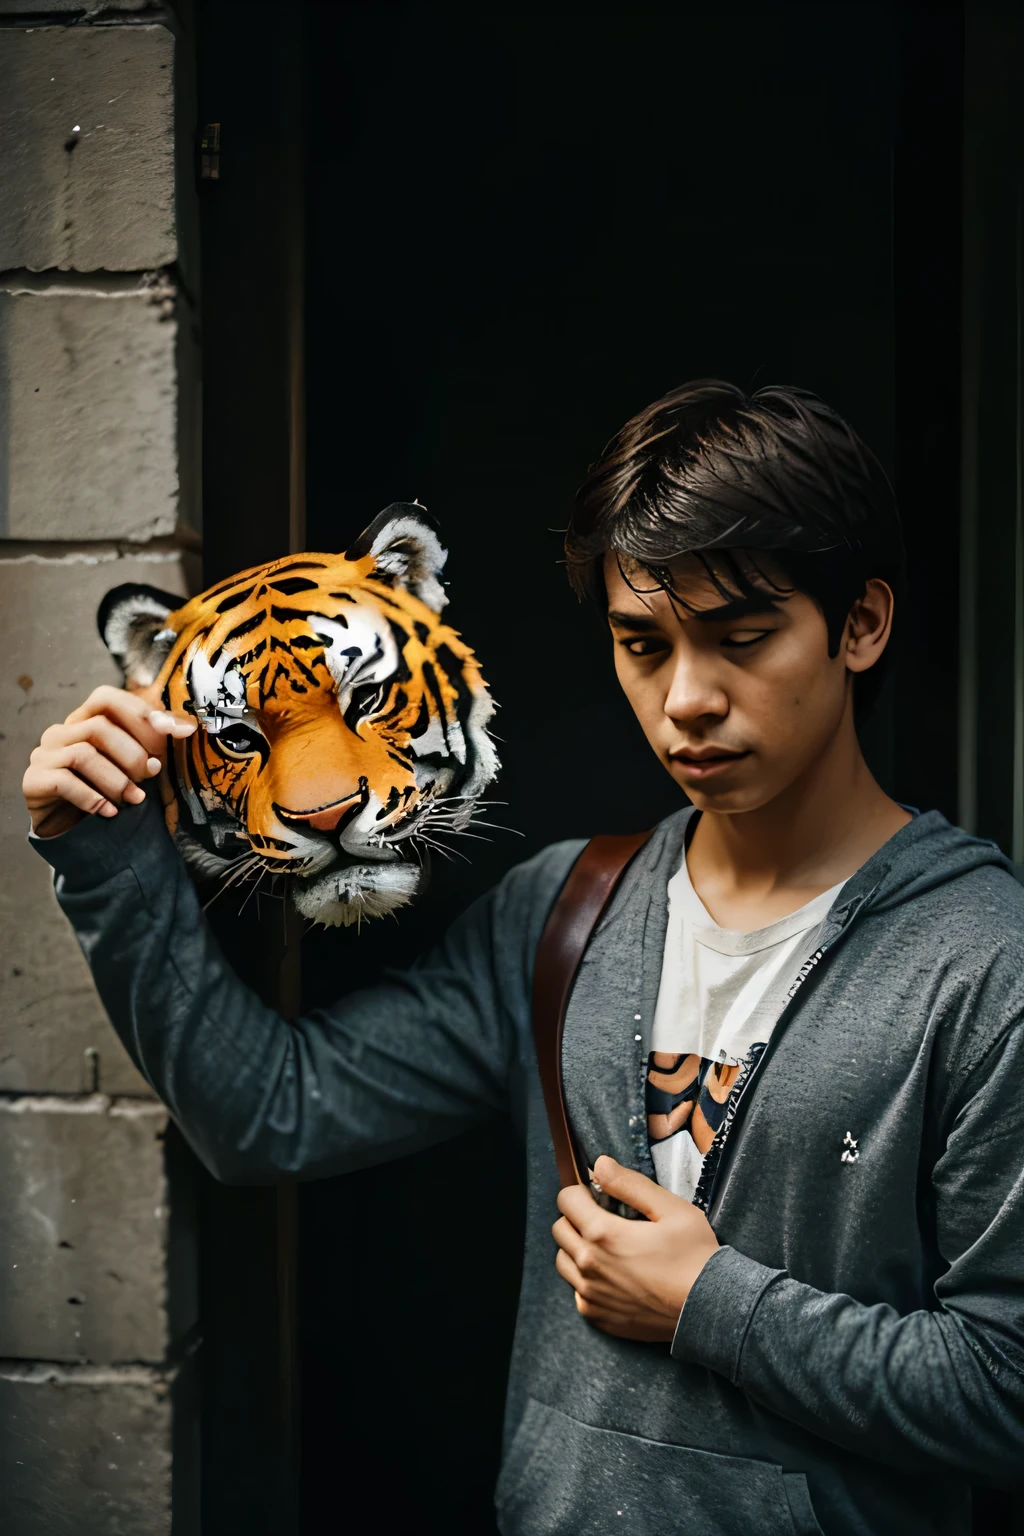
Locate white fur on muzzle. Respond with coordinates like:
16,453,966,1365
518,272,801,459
291,861,422,928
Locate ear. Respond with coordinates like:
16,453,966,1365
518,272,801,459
97,583,183,689
844,578,894,676
345,502,448,612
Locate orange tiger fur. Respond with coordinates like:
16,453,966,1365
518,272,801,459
98,507,498,925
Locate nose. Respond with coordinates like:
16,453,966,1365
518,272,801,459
663,651,729,727
275,792,363,834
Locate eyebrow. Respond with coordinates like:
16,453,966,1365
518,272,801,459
607,595,781,629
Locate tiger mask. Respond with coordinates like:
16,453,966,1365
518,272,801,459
97,505,499,926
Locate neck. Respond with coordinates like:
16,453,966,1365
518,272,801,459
688,701,910,899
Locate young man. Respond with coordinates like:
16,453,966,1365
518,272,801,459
23,382,1024,1535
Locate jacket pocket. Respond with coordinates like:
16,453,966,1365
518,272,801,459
495,1399,823,1536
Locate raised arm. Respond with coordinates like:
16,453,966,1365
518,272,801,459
25,686,578,1184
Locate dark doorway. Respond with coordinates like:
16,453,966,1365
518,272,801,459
193,4,1018,1534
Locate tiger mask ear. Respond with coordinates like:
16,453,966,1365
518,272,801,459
97,583,183,690
345,502,448,612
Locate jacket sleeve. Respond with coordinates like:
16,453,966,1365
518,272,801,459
672,1021,1024,1485
31,794,581,1185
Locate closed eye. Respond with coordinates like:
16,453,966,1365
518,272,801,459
721,629,774,649
619,635,670,657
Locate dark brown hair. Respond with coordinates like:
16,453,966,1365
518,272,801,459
565,380,906,715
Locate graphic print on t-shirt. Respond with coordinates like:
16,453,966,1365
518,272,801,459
647,1051,742,1154
648,853,845,1204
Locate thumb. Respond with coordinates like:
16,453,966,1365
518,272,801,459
592,1155,674,1220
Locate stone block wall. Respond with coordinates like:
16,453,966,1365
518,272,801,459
0,24,175,272
0,275,190,542
0,6,200,1533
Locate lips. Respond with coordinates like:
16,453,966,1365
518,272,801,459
672,748,745,764
669,747,750,779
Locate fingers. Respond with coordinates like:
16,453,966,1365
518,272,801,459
28,741,147,810
551,1215,589,1267
554,1249,654,1336
554,1245,586,1294
556,1249,623,1312
24,685,197,835
553,1245,619,1307
149,708,197,739
65,685,161,743
25,764,120,819
40,717,163,786
63,685,195,755
556,1184,608,1239
552,1218,622,1309
592,1156,674,1221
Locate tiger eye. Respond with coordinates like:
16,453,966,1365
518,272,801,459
219,725,259,754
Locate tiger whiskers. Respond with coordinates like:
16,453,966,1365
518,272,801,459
412,832,469,864
370,789,523,876
237,865,269,916
202,848,292,914
406,796,524,846
203,853,262,911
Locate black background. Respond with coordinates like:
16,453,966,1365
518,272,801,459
195,3,979,1532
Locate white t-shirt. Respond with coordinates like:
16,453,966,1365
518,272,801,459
648,852,845,1202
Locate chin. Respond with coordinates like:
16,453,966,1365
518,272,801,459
682,791,759,815
668,766,774,815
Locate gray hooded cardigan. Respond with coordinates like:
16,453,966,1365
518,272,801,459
32,797,1024,1536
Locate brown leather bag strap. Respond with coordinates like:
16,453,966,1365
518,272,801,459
531,830,653,1188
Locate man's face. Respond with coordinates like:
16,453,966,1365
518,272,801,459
605,551,854,814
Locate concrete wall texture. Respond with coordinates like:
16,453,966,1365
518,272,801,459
0,23,175,272
0,6,200,1532
0,276,187,542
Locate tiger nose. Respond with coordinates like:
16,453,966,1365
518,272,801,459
274,795,361,834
